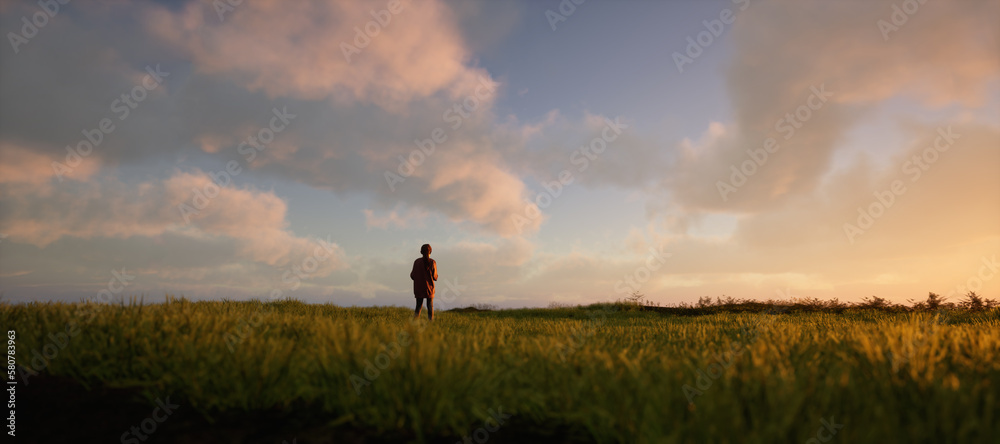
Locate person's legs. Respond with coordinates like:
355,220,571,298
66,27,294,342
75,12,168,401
414,297,424,318
426,298,434,321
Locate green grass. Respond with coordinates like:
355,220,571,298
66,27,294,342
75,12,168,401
3,298,999,443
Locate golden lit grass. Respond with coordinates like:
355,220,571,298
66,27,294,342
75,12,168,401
3,299,998,443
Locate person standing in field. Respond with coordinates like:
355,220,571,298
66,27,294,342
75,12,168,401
411,244,438,321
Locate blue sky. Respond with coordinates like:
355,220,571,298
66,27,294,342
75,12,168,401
1,0,998,307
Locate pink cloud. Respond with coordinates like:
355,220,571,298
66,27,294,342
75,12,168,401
0,169,347,274
145,0,487,109
0,142,99,185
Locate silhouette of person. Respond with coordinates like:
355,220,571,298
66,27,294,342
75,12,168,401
411,244,438,321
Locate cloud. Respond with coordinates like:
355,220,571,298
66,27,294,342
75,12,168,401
2,0,996,306
624,0,1000,303
639,123,1000,301
363,205,429,230
0,142,99,185
500,111,666,191
146,0,482,109
667,0,1000,212
0,168,348,275
0,0,548,237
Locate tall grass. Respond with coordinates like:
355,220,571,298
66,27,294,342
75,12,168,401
3,299,998,443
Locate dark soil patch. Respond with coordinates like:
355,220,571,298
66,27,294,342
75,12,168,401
15,371,591,443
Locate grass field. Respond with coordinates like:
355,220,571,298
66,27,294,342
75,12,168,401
3,298,999,443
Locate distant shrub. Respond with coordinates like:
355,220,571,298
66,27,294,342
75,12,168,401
908,292,948,311
858,296,889,309
586,290,997,315
624,291,646,306
957,291,998,311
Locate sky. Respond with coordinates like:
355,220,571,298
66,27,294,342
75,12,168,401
1,0,998,308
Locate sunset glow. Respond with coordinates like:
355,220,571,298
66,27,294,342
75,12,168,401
1,0,998,307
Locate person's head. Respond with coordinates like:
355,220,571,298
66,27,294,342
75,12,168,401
420,244,432,256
